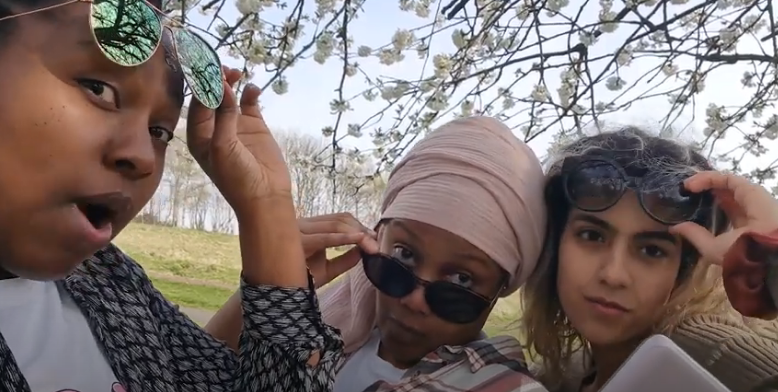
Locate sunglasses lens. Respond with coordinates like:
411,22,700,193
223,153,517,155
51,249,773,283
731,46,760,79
426,282,490,324
172,29,224,109
566,160,626,211
641,175,704,224
362,254,416,298
91,0,162,66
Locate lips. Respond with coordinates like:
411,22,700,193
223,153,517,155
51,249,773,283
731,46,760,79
585,296,630,313
73,192,131,230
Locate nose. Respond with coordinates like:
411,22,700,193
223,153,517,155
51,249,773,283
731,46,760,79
103,123,157,181
597,242,631,288
398,283,432,316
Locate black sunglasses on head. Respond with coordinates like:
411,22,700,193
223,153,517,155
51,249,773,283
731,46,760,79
361,250,502,324
560,156,712,225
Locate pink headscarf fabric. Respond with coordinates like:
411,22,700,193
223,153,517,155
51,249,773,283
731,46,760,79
319,116,547,354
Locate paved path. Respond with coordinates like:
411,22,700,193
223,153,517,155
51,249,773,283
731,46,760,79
181,307,215,325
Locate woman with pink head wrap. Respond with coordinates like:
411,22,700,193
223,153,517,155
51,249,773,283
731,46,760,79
321,116,549,392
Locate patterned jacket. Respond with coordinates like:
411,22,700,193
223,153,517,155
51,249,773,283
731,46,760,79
0,244,344,392
353,335,548,392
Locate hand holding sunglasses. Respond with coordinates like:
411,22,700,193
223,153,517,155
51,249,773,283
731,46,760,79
186,67,293,218
299,213,379,288
670,171,778,265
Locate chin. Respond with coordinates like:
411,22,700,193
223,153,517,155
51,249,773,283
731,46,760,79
572,319,632,347
2,252,85,281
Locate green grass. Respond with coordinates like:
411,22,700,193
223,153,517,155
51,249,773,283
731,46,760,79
115,222,524,338
149,277,233,310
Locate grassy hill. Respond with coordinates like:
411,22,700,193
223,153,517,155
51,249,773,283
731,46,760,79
114,222,524,338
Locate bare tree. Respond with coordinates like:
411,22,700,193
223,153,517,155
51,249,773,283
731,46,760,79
209,191,237,233
276,131,330,217
161,0,775,197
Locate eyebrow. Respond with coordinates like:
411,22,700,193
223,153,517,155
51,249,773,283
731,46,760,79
390,220,496,273
573,213,678,244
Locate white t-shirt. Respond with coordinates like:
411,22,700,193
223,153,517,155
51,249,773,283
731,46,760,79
333,329,405,392
0,278,124,392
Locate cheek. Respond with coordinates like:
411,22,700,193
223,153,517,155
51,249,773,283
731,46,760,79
633,263,678,317
375,292,393,323
0,71,109,202
556,234,595,291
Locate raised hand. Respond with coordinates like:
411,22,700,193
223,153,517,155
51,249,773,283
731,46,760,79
186,67,291,218
299,213,379,288
671,171,778,265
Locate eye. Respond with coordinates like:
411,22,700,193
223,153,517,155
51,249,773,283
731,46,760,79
390,245,415,266
150,126,174,144
445,272,473,288
77,79,119,108
577,229,605,243
640,244,668,259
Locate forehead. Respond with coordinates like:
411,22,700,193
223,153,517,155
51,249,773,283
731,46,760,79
571,192,669,234
385,219,471,248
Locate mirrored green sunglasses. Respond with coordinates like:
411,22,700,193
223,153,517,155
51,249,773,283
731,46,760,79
1,0,224,109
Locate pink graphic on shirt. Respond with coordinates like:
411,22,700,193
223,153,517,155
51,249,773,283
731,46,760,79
55,382,125,392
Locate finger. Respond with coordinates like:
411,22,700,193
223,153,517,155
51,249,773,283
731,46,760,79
670,221,724,264
686,171,773,214
357,234,380,254
300,213,362,226
210,68,243,148
186,69,227,153
327,246,363,281
302,232,365,254
713,189,748,228
300,214,373,236
334,212,376,236
240,83,263,119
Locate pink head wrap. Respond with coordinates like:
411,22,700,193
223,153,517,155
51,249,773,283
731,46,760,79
319,116,547,353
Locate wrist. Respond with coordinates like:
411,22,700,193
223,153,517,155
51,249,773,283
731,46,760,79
235,192,295,222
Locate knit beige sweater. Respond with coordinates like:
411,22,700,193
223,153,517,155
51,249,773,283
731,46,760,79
544,314,778,392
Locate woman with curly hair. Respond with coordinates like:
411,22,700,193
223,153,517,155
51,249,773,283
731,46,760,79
522,127,778,392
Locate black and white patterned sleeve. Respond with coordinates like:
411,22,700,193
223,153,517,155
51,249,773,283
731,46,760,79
234,273,344,391
121,245,343,391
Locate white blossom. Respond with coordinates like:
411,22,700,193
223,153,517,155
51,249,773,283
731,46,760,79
605,76,625,91
356,45,372,57
531,85,548,102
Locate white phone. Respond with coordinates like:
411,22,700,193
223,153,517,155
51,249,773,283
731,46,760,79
600,334,731,392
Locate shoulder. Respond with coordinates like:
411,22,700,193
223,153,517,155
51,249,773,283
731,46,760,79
465,334,528,363
78,243,147,278
448,335,549,391
669,313,778,392
68,244,152,295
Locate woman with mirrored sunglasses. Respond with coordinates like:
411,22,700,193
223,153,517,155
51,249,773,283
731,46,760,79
522,127,778,392
0,1,340,391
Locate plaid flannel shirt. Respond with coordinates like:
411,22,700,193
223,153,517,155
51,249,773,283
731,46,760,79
345,334,548,392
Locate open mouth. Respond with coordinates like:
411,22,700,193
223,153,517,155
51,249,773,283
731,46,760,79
73,192,131,231
77,203,116,229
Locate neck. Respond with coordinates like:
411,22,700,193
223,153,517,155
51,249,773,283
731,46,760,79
587,339,641,390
